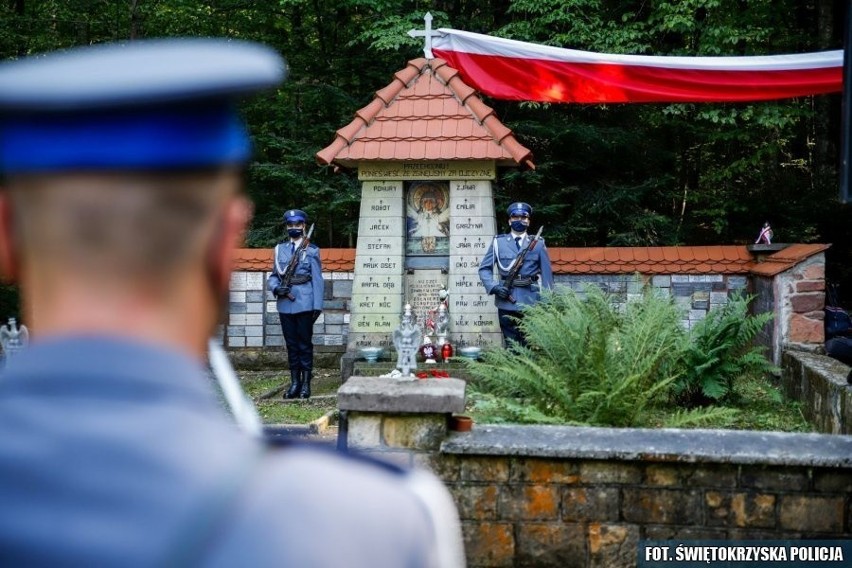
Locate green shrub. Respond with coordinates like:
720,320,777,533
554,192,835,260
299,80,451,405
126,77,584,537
466,284,775,428
673,293,776,407
468,285,697,427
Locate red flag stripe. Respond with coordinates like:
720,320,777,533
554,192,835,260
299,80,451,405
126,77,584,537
431,29,842,103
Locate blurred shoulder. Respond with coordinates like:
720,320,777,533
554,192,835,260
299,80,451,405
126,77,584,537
209,444,439,566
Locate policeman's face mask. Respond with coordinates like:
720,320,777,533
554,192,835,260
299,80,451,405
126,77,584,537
509,215,529,233
286,221,304,239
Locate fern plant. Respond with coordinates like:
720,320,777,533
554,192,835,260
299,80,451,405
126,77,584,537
673,293,776,408
466,285,691,427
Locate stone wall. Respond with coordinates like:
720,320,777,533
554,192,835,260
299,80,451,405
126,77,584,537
437,427,852,568
782,350,852,434
223,269,751,362
223,246,827,373
224,270,353,349
555,274,748,330
338,376,852,568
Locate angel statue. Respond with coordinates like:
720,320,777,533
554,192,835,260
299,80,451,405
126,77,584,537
0,318,29,360
392,304,423,378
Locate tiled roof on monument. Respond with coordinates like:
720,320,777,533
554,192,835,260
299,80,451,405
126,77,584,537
316,58,534,169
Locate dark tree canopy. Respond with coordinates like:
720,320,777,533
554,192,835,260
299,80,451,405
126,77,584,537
1,0,850,311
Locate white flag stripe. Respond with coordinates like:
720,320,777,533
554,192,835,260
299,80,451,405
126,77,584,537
434,29,841,71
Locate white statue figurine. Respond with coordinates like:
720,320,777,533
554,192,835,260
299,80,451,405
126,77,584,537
392,304,422,377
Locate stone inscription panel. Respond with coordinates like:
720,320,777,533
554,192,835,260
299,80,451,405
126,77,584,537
405,269,448,326
361,195,403,217
454,331,503,348
349,313,397,333
355,254,404,275
361,180,403,201
357,216,405,237
452,216,496,238
348,331,393,349
358,161,496,181
451,180,492,198
353,274,404,295
450,234,491,256
352,293,403,314
356,236,403,256
449,292,492,314
448,273,487,295
453,312,500,334
450,195,492,217
450,253,482,273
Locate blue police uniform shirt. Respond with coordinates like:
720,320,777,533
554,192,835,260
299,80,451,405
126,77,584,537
0,337,439,567
478,232,554,311
267,240,324,315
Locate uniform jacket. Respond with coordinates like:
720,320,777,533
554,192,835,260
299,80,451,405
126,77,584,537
267,240,324,315
478,232,554,311
0,338,442,567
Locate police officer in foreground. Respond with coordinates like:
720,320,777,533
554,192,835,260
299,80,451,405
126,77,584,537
268,208,323,399
479,202,554,347
0,39,462,567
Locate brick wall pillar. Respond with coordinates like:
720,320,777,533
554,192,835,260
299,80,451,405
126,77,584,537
778,253,826,350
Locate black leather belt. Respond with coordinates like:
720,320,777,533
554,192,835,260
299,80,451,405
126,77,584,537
505,275,538,288
289,275,312,285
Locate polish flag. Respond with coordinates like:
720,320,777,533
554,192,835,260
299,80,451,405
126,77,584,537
430,29,842,103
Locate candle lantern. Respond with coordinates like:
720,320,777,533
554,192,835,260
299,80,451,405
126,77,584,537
441,342,454,361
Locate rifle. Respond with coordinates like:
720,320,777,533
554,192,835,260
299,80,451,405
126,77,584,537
504,225,543,304
274,223,315,301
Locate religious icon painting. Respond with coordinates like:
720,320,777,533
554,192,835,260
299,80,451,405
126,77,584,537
405,181,450,256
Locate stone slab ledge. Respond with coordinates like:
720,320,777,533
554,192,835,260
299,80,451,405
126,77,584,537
338,376,466,414
442,424,852,468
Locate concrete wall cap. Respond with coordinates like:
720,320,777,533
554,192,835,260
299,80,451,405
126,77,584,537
338,376,466,414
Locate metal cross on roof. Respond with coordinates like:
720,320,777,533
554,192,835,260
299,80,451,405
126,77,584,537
407,12,443,59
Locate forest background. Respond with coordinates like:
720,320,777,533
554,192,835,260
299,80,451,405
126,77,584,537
1,0,850,319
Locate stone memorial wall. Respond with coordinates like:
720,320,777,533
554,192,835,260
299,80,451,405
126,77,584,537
345,161,502,356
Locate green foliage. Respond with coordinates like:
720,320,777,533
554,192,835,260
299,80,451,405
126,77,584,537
0,285,19,322
467,286,688,427
673,293,777,407
467,286,782,428
0,0,848,292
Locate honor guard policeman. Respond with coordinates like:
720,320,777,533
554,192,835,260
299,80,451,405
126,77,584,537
479,202,554,346
0,39,463,567
267,208,323,399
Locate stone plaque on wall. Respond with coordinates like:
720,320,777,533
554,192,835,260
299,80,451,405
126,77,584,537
357,216,405,237
451,216,495,237
359,161,496,181
347,168,503,356
352,273,404,295
356,236,398,256
355,255,404,275
449,234,491,256
361,180,403,199
405,269,448,326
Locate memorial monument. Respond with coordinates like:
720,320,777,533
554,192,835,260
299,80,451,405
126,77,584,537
316,15,534,376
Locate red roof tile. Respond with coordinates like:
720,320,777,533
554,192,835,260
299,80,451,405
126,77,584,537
316,58,533,169
233,245,828,277
548,246,755,275
749,243,831,277
233,248,356,272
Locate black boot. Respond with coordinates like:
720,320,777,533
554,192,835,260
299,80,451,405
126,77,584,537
284,369,302,399
299,370,312,399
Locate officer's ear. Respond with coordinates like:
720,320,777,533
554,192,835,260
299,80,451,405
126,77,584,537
206,193,252,296
0,191,20,283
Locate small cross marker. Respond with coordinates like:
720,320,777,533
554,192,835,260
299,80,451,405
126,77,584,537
407,12,443,59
